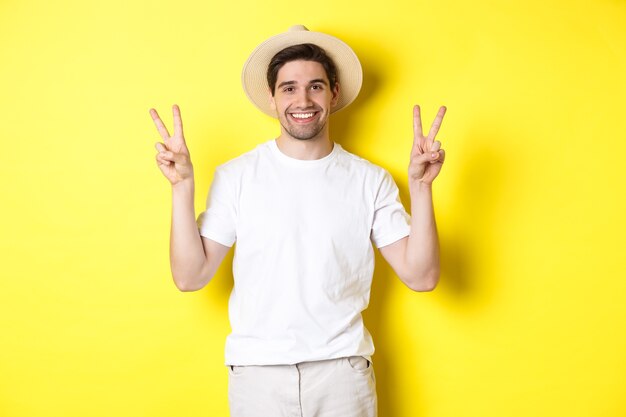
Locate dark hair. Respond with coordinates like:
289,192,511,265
267,43,338,95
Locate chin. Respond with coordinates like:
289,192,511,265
282,124,325,141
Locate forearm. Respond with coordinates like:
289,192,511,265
405,182,440,290
170,178,208,291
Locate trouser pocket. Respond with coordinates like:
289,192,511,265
347,356,372,373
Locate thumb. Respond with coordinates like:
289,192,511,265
155,147,187,165
413,151,439,165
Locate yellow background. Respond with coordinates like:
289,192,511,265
1,0,625,416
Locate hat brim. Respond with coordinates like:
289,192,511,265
242,28,363,118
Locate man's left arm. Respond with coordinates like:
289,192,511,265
379,105,447,292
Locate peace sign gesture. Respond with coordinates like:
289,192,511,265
150,104,194,185
409,105,447,189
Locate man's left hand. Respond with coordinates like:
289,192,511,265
408,105,447,190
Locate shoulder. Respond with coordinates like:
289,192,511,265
335,145,391,182
215,140,271,177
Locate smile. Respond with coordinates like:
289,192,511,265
289,112,319,122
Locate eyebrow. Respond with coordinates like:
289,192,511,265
277,79,329,89
277,80,296,89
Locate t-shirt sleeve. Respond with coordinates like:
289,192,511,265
370,169,411,248
196,168,237,247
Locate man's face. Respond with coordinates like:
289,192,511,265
269,60,339,141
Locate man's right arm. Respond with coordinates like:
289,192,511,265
170,179,231,292
151,105,231,291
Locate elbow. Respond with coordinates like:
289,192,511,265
171,261,213,292
405,270,439,292
176,282,201,292
172,274,209,292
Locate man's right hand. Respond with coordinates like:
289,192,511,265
150,104,194,185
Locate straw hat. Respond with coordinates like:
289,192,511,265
241,25,363,118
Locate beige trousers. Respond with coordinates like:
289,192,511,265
227,356,377,417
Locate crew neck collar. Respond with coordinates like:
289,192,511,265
268,139,341,166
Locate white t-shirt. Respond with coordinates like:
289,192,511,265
197,139,411,366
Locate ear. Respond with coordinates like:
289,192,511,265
330,82,340,108
268,88,276,111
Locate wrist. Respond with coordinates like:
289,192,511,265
409,181,433,196
172,177,195,194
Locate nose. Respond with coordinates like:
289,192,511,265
294,88,314,109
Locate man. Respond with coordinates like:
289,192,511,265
151,25,446,417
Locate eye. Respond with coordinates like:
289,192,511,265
282,86,295,93
311,84,323,90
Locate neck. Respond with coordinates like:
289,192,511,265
275,133,333,160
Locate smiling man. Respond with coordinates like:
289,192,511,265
270,53,338,142
151,25,446,417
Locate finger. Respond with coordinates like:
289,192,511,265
426,106,447,146
172,104,184,137
412,105,424,154
149,108,171,141
155,142,166,152
158,150,187,165
157,149,174,161
412,151,439,166
428,149,445,164
438,149,446,163
156,153,171,166
411,139,427,158
430,140,441,152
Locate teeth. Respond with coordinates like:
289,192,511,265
292,113,315,119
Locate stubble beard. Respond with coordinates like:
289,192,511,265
281,122,324,140
280,108,327,141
